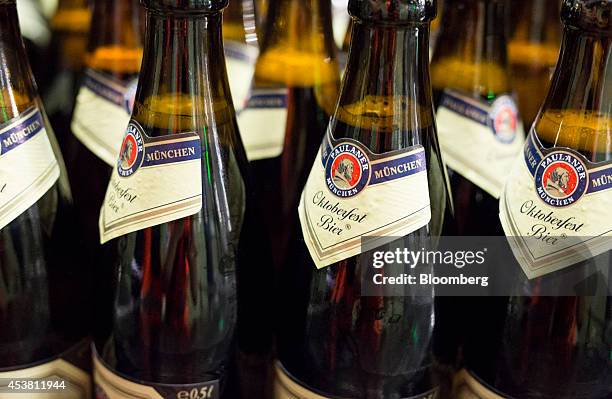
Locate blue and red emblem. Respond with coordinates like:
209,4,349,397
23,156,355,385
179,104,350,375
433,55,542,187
325,142,371,198
117,123,144,177
535,151,588,207
489,96,518,143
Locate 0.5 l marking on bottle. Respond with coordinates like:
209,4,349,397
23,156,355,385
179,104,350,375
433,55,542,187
436,89,525,198
72,69,137,166
99,121,203,243
93,351,218,399
0,106,60,231
299,130,431,269
500,129,612,278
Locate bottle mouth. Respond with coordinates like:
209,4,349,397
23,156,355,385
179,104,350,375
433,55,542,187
141,0,228,14
562,0,612,34
348,0,437,25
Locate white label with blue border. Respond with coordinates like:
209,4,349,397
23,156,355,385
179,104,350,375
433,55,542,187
99,121,203,243
225,40,259,113
0,107,59,231
237,86,288,161
499,129,612,278
436,89,525,198
72,69,137,166
298,130,431,269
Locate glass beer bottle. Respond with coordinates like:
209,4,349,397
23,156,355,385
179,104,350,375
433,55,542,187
276,0,447,397
457,0,612,397
68,0,143,344
238,0,340,268
0,1,91,396
223,0,259,112
43,0,90,149
431,0,524,236
509,0,562,128
94,0,264,396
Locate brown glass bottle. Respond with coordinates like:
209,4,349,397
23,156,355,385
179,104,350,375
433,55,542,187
241,0,340,269
223,0,258,112
94,0,272,397
67,0,143,345
43,0,90,150
255,0,268,29
509,0,562,128
275,0,448,397
0,1,91,395
458,1,612,398
431,0,521,236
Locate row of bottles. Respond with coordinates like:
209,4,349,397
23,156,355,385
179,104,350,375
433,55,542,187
0,0,610,398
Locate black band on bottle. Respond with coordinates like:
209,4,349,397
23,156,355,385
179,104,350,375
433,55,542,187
141,0,228,14
562,0,612,33
348,0,436,25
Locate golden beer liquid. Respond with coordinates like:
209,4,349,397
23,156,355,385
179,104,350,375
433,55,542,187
431,57,510,97
535,109,612,156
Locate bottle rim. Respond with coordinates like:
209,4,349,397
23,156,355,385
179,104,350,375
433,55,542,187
140,0,228,14
348,0,437,25
562,0,612,34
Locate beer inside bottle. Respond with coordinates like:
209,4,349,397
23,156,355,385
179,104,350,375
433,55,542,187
509,0,561,128
460,1,612,398
276,0,447,397
95,0,256,396
241,0,340,268
67,0,143,345
431,0,522,236
0,2,91,396
43,0,90,149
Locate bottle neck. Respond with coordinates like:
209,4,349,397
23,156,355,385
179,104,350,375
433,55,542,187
0,3,37,122
86,0,143,74
51,0,90,32
255,0,338,86
534,26,611,161
223,0,257,45
509,0,561,71
333,20,434,150
132,9,233,133
512,0,561,45
431,0,510,96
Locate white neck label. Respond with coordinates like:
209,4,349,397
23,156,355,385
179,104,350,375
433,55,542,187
299,131,431,269
0,107,59,230
500,129,612,278
436,89,525,198
72,69,137,166
99,121,202,243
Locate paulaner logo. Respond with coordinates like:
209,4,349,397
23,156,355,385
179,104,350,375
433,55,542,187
325,142,371,198
489,95,518,143
535,151,588,207
117,122,144,177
